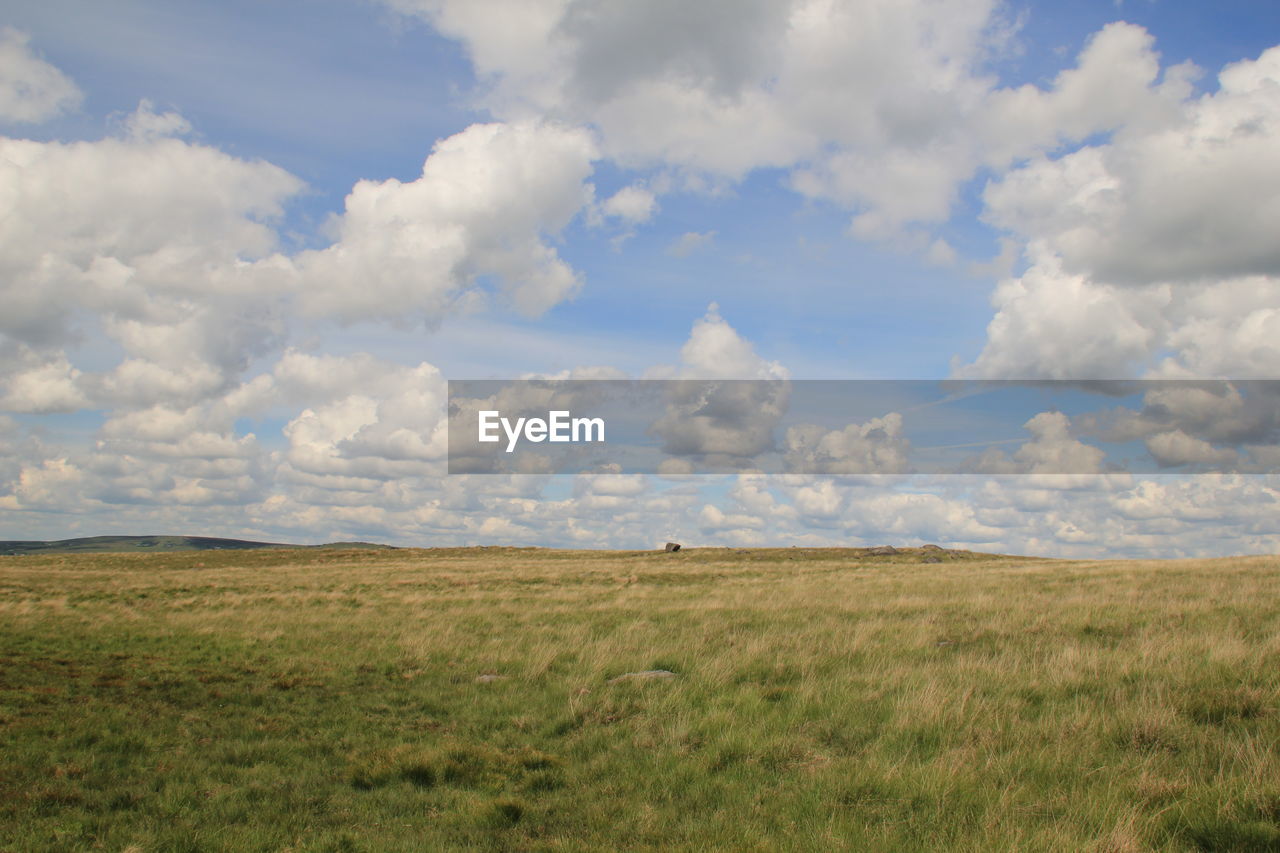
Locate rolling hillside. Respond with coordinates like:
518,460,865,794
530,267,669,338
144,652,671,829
0,535,392,556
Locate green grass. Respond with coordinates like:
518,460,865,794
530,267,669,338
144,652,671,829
2,547,1278,851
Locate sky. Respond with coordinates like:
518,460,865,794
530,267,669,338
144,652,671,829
1,0,1279,557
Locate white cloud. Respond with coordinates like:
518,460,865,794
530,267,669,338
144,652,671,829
924,239,958,267
783,413,911,474
0,458,86,511
1,111,602,419
277,358,447,480
673,303,787,380
666,230,715,258
298,120,598,322
959,249,1169,378
1155,278,1280,377
985,46,1280,286
963,45,1280,380
574,467,648,498
791,478,844,519
646,305,791,464
600,184,656,224
1068,383,1280,472
1109,476,1272,523
698,502,765,532
1145,430,1240,469
961,258,1280,380
978,23,1196,167
119,98,193,141
0,353,88,413
0,103,302,401
961,411,1106,475
1085,383,1279,446
385,2,1196,251
0,28,81,123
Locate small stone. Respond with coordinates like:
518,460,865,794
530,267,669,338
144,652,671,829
607,670,676,684
664,542,682,552
867,545,898,556
922,555,942,564
474,674,507,683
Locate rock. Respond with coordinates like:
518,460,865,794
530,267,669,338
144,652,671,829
867,545,898,556
607,670,676,684
474,674,507,683
921,543,944,551
922,555,942,564
664,542,682,552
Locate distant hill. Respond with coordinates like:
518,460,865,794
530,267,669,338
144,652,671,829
0,535,394,556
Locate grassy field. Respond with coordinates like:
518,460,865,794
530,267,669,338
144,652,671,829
1,546,1278,852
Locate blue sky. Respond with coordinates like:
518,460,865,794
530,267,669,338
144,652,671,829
2,0,1279,556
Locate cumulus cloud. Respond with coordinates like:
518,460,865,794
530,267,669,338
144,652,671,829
671,303,787,380
0,458,87,511
962,260,1280,381
1144,430,1240,470
385,1,1280,386
783,413,911,474
1,107,603,422
383,2,1195,250
298,120,598,321
985,46,1280,286
0,101,303,409
959,249,1170,378
960,411,1106,475
698,502,765,534
960,473,1280,556
978,23,1196,167
118,98,194,141
771,476,1008,543
599,183,657,224
275,357,448,482
963,45,1280,381
666,230,715,258
1086,383,1280,446
1070,383,1280,472
0,28,81,123
647,305,791,466
650,379,788,464
0,352,88,414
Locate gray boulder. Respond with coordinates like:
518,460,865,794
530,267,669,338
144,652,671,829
607,670,676,684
